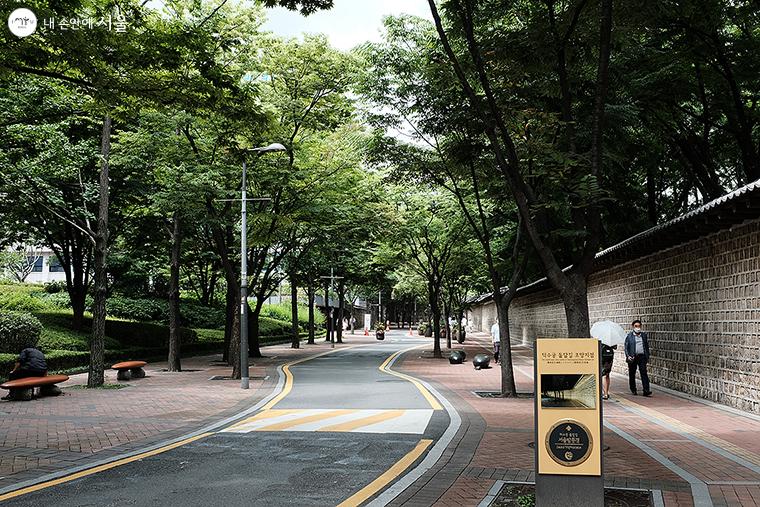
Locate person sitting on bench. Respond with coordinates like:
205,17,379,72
9,344,47,380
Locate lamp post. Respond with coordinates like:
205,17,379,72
240,143,286,389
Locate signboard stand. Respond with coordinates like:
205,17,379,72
534,338,604,506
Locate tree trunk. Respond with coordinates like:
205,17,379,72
223,277,235,363
88,115,111,388
290,272,299,349
307,282,315,344
249,301,263,358
167,211,182,372
430,283,442,358
457,308,466,343
229,308,240,379
336,280,344,343
496,293,517,396
444,301,452,349
560,275,591,338
324,280,330,342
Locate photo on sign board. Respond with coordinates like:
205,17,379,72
540,374,596,409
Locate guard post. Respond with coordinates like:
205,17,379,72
535,338,603,506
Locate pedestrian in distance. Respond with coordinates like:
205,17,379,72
625,319,652,397
601,343,617,400
350,315,356,334
490,319,500,364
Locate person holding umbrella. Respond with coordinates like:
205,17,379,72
591,321,627,400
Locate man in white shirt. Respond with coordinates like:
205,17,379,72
490,320,500,364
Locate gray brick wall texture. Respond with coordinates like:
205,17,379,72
467,219,760,413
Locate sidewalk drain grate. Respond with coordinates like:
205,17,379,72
473,391,535,398
208,375,269,381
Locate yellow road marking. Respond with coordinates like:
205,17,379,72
255,409,355,431
318,410,405,432
618,397,760,467
225,409,303,430
261,345,364,411
379,347,443,411
337,439,433,507
0,433,212,502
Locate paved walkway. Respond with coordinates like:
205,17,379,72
0,338,355,493
395,330,760,507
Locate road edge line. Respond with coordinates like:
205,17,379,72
337,439,433,507
365,345,462,507
0,345,355,499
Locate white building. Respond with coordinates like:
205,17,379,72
3,246,69,284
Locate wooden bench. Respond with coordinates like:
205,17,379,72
1,375,70,401
111,361,147,380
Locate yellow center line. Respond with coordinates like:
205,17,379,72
261,345,365,411
255,409,355,431
379,346,443,411
337,439,433,507
319,410,405,432
225,409,303,430
0,433,213,502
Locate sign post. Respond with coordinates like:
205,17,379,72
535,338,603,506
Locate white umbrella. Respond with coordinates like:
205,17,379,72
591,320,627,347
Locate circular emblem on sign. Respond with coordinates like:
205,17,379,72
545,420,593,467
7,8,37,37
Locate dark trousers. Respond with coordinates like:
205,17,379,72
8,368,46,381
627,355,650,393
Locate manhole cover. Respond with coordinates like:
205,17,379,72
474,391,534,398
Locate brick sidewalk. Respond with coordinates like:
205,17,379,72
0,337,369,492
396,331,760,507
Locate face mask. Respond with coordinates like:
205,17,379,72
633,328,641,334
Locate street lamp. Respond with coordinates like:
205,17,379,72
241,142,286,390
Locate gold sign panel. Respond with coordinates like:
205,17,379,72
536,338,602,476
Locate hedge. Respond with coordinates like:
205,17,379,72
0,311,43,353
0,292,46,312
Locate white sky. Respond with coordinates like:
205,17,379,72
261,0,432,50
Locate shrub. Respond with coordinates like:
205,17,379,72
93,318,197,348
0,292,45,312
0,311,43,353
195,328,225,344
260,303,324,329
44,281,67,293
181,303,224,329
107,296,167,322
259,317,291,336
37,327,121,352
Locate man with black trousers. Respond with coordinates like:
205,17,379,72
625,320,652,397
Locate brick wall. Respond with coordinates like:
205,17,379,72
468,219,760,413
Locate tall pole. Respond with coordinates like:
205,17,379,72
240,160,249,389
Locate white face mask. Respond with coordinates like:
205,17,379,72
633,327,642,334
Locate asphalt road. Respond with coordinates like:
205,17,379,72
4,332,450,507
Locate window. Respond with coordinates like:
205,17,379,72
28,256,43,272
49,256,65,272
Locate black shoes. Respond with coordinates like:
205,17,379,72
631,391,638,395
643,391,653,397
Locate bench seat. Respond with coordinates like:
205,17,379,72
1,374,69,401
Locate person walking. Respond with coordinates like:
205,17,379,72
490,319,500,364
625,320,652,397
601,344,617,400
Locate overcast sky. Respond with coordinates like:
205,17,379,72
261,0,432,50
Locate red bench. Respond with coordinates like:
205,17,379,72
1,375,70,401
112,361,147,380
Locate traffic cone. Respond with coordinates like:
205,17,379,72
364,328,369,336
408,327,413,336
